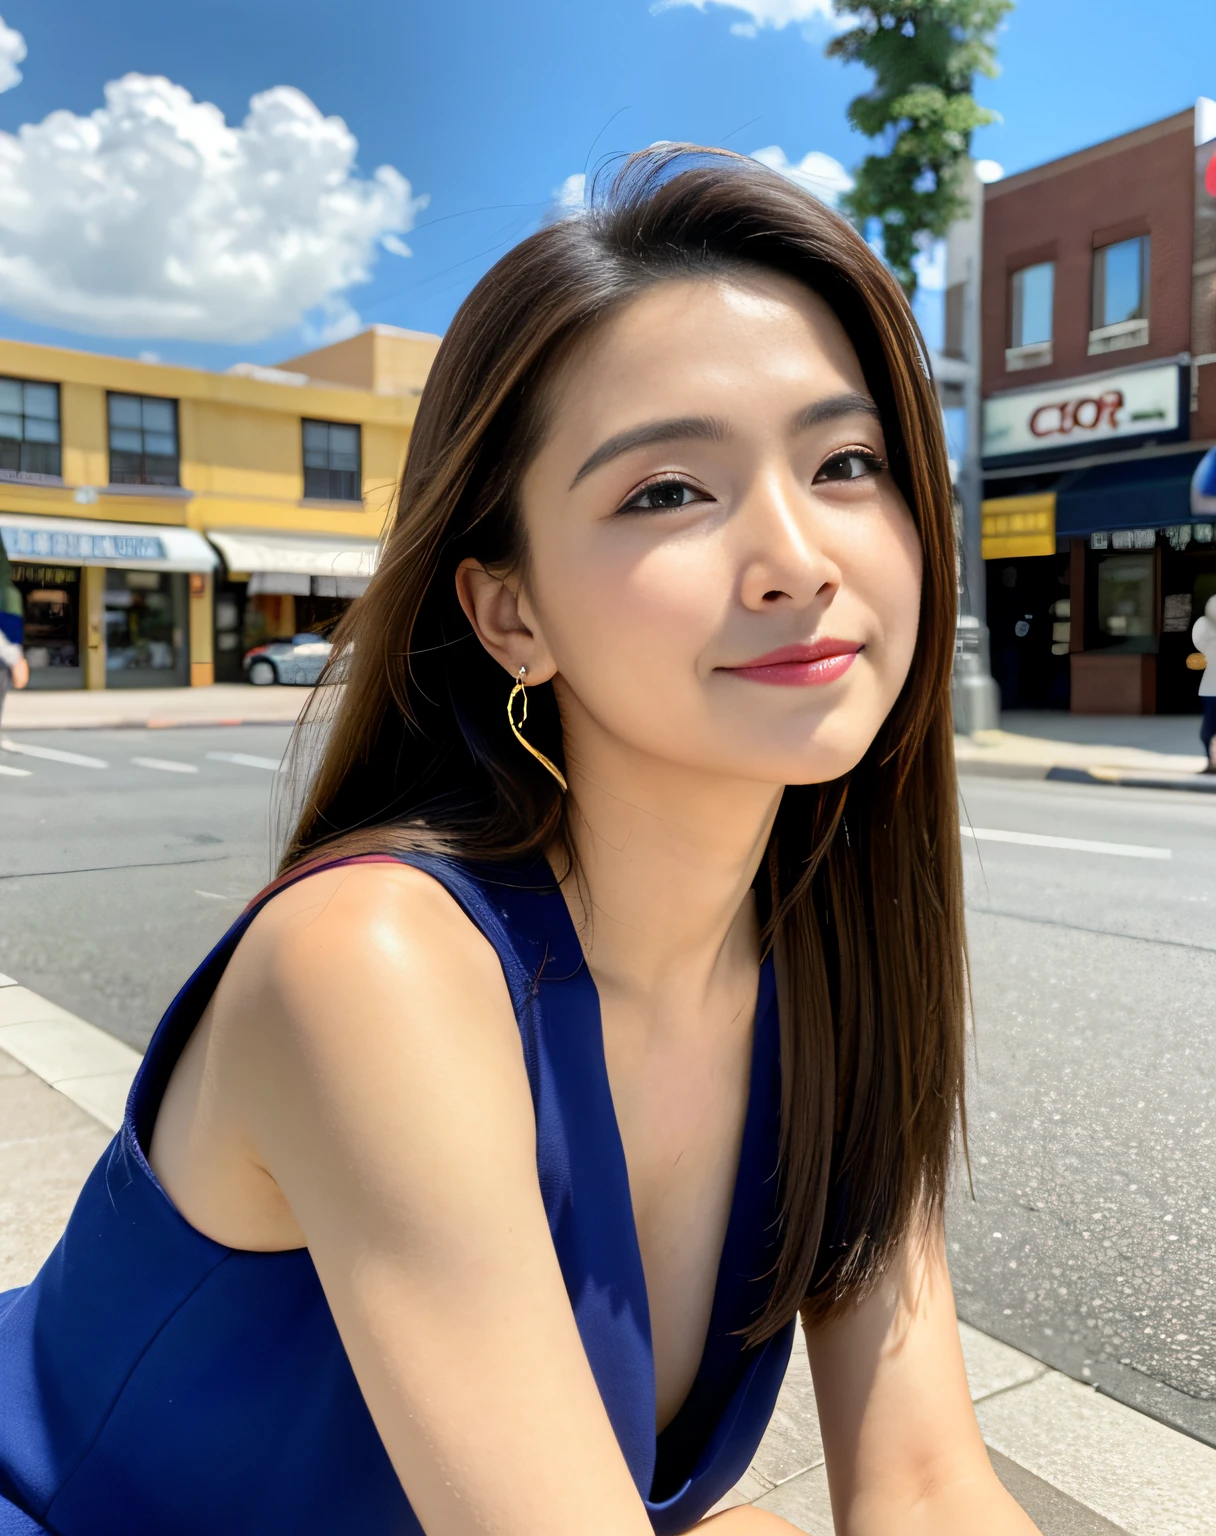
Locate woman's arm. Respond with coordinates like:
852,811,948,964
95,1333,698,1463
219,863,658,1536
806,1224,1040,1536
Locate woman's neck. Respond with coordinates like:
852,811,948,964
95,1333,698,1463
552,733,781,1014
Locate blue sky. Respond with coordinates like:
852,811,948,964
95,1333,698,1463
0,0,1212,372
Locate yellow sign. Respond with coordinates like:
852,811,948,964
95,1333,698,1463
981,493,1056,560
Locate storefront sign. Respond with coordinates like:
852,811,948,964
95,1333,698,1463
983,363,1182,460
0,525,166,562
981,492,1056,560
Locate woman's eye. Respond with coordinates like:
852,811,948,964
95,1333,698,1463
620,478,705,513
814,450,885,484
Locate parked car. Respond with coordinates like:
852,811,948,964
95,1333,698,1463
243,633,332,686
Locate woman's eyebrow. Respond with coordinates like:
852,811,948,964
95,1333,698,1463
569,415,727,488
792,392,882,433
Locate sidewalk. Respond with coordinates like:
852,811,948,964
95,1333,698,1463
1,682,309,732
955,710,1215,792
2,973,1214,1533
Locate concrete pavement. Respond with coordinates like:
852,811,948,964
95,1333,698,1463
1,682,310,732
3,969,1215,1534
955,710,1214,788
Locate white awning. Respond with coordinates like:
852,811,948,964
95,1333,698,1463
207,528,380,580
0,513,217,572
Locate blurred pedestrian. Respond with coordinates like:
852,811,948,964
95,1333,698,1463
0,548,28,733
1195,593,1216,774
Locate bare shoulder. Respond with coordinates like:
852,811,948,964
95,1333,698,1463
238,858,502,986
219,859,512,1046
151,858,526,1248
208,857,528,1157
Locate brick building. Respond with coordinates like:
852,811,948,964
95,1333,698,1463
975,100,1216,714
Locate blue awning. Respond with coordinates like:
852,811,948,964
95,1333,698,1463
1055,451,1206,537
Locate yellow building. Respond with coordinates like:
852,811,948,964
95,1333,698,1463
0,325,439,690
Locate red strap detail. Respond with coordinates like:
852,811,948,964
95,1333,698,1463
240,853,404,920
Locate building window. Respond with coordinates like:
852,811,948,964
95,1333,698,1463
1005,263,1054,371
1093,236,1149,327
0,378,61,478
108,394,180,486
302,420,361,502
1089,236,1150,354
1010,263,1054,348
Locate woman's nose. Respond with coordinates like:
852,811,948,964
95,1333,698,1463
736,471,842,612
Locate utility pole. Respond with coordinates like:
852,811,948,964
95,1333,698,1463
942,158,1000,734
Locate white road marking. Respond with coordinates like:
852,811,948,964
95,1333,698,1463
205,750,282,772
0,762,31,777
131,756,199,774
1,738,108,769
961,825,1170,860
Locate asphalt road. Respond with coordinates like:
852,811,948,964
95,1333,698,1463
1,727,1213,1444
0,724,291,1047
952,772,1216,1445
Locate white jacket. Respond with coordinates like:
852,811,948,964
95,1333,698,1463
1194,613,1216,698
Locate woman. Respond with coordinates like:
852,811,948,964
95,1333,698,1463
0,147,1039,1535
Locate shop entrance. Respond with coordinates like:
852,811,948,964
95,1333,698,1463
986,551,1071,710
104,568,188,688
9,562,82,690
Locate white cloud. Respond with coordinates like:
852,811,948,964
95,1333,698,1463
751,145,854,206
0,72,427,343
975,158,1005,184
652,0,836,30
0,15,25,94
556,171,587,212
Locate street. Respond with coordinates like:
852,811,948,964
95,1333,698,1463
953,773,1216,1448
0,725,289,1048
1,731,1213,1450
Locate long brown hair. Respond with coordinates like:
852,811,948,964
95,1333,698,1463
282,145,966,1341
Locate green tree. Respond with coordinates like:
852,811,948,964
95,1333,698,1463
828,0,1012,295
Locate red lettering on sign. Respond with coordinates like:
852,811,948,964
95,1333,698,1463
1026,389,1124,439
1207,150,1216,199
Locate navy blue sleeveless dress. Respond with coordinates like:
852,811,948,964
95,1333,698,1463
0,854,794,1535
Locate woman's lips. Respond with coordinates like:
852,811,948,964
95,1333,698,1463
720,640,863,687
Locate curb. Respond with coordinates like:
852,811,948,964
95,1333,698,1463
1046,765,1216,794
0,974,138,1131
2,714,300,733
957,760,1216,793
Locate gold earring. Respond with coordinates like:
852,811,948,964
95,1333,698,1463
507,666,568,792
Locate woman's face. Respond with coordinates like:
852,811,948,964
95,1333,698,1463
478,270,923,789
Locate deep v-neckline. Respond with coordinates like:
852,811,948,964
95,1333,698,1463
538,873,779,1443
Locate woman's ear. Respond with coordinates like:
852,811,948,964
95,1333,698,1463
454,559,557,682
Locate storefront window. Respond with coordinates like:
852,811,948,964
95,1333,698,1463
1097,554,1154,640
104,568,185,680
10,563,79,673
